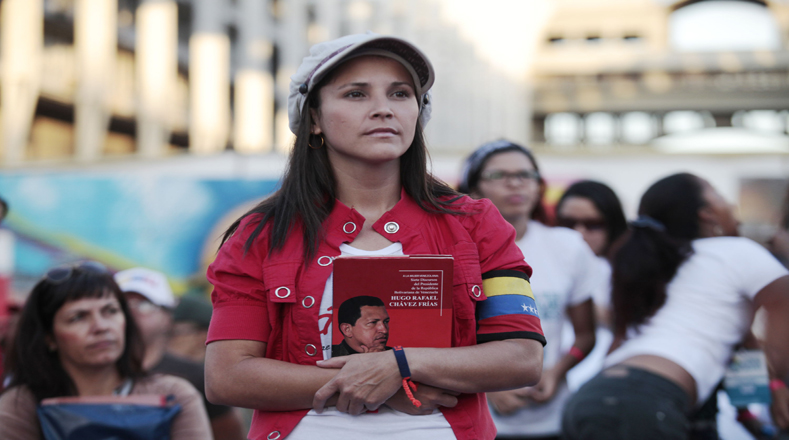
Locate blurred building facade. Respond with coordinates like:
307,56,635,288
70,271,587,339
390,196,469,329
0,0,534,165
532,0,789,153
1,0,788,298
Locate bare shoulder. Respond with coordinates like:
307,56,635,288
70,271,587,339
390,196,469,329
132,374,201,400
0,385,35,410
0,386,41,440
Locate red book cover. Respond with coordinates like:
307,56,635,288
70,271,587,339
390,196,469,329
331,255,453,357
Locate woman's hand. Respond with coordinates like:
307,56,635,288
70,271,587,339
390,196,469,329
313,352,403,415
487,390,527,416
522,367,562,403
771,384,789,430
385,384,460,415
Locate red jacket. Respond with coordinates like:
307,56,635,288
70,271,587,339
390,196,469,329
207,191,545,440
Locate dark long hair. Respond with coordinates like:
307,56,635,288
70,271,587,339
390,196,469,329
611,173,704,337
459,141,550,225
3,266,145,402
781,182,789,230
221,65,460,259
556,180,628,255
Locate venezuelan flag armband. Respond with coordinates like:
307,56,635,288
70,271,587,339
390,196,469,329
476,270,546,345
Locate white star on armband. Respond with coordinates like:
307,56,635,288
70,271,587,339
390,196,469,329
521,303,528,311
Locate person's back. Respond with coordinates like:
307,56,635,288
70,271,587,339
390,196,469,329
115,268,245,440
607,236,785,403
562,173,789,440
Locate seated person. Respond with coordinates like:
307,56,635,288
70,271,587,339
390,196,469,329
115,267,246,440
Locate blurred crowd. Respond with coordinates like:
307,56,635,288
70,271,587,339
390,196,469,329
2,0,789,431
0,155,786,439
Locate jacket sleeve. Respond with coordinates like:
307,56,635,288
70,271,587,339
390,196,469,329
206,215,272,344
461,198,546,346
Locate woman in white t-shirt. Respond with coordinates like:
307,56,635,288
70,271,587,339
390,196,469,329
562,172,789,440
459,140,598,440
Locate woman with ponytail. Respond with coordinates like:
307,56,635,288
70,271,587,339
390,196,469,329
562,173,789,439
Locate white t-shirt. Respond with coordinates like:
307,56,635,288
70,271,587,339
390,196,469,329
491,221,601,437
289,242,456,440
565,257,614,392
605,237,789,405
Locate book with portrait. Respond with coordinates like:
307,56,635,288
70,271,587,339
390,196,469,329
331,255,453,357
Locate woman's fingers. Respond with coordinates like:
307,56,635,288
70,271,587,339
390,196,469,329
385,384,459,414
435,392,458,408
771,386,789,429
316,356,348,369
512,386,533,398
487,390,526,415
313,379,340,413
416,384,459,408
348,397,367,416
314,352,402,414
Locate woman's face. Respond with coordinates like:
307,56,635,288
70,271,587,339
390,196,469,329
557,196,609,256
311,56,419,168
473,151,541,223
51,294,126,372
699,179,739,237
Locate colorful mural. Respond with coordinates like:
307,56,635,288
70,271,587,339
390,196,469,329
0,174,279,297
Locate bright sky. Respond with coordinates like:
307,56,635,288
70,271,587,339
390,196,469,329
436,0,555,78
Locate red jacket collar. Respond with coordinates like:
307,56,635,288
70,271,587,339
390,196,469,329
323,188,430,248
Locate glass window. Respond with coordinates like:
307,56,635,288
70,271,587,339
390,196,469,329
545,113,582,146
669,1,780,51
621,112,656,144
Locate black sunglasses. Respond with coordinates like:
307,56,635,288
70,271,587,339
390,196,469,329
557,217,607,231
44,261,109,284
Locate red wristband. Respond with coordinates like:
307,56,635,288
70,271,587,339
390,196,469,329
569,346,585,363
736,408,758,423
770,379,787,392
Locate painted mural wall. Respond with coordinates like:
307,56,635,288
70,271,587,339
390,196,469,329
0,173,278,298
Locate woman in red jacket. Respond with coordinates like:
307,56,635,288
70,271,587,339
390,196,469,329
204,33,546,440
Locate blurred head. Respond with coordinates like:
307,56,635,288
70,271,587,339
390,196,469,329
556,180,628,256
638,173,738,240
114,268,175,348
168,294,213,362
611,173,739,337
6,262,144,401
338,296,390,353
459,140,548,225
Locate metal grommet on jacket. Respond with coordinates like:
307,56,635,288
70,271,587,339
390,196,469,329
267,431,281,440
275,287,291,298
305,344,318,356
384,221,399,234
318,256,333,266
343,222,357,234
471,285,482,298
302,296,315,308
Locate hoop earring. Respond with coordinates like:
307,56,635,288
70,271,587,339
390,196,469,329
309,135,324,149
